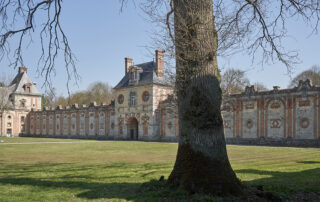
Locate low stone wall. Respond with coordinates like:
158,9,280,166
226,137,320,148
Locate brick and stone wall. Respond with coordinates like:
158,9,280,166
222,80,320,146
25,102,115,139
22,79,320,146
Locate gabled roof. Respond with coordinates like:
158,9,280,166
114,61,171,89
9,71,41,95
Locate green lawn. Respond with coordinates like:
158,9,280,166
0,137,319,201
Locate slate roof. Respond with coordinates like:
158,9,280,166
9,71,41,95
114,61,171,89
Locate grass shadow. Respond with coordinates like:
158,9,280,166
1,168,320,201
0,176,183,201
296,161,320,164
236,168,320,195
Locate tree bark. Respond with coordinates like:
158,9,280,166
167,0,243,196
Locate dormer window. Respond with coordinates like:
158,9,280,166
23,83,32,93
129,66,143,86
133,71,137,80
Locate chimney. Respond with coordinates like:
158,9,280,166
155,50,164,77
125,57,133,74
19,66,27,73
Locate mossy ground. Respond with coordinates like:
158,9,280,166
0,137,319,201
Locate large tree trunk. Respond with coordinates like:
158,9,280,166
167,0,243,196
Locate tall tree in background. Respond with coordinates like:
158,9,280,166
1,0,320,196
42,88,57,109
221,68,250,95
87,82,113,105
289,65,320,87
253,82,268,91
43,82,113,108
0,74,13,136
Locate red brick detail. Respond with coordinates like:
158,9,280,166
76,113,80,135
106,110,109,135
293,97,296,138
314,96,318,139
161,108,166,137
245,103,254,109
270,102,281,109
256,100,260,137
143,121,148,136
60,114,63,135
85,112,89,136
240,102,243,137
53,114,56,135
175,116,179,136
299,100,310,107
287,97,292,138
46,115,49,135
318,94,320,139
260,98,265,137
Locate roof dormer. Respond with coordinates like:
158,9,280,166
129,66,143,86
23,83,32,93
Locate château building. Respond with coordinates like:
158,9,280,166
0,67,42,136
25,50,179,141
1,50,319,146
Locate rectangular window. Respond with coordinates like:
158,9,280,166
130,92,136,106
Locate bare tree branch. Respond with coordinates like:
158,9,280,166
0,0,78,93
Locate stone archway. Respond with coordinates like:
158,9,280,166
127,117,139,140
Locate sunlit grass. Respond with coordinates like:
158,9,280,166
0,137,319,201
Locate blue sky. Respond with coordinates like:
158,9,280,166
0,1,319,96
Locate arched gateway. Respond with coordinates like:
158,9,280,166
127,117,138,140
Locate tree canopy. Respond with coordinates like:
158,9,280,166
42,82,113,108
289,65,320,87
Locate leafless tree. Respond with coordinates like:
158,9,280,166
0,73,13,136
148,0,320,196
253,81,269,91
50,81,113,107
1,0,320,197
0,0,78,91
221,68,250,95
289,65,320,87
42,87,57,109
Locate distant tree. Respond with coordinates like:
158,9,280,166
221,68,250,95
253,82,268,91
68,91,89,106
50,82,113,107
289,65,320,88
86,82,113,105
42,88,57,109
54,96,68,107
0,74,13,136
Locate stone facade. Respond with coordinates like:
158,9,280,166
0,67,42,136
25,50,179,141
